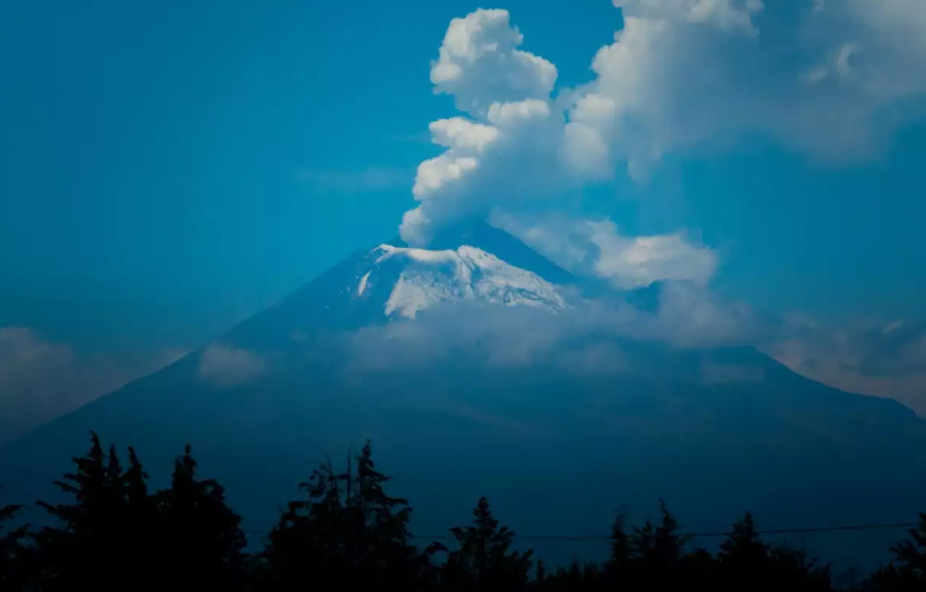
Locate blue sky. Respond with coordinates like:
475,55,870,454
2,0,926,428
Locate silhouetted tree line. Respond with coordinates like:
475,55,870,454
1,433,926,591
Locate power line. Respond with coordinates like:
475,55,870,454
411,522,922,541
243,521,921,542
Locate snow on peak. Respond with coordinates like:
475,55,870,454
358,244,567,319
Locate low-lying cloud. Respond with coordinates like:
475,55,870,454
0,327,182,444
765,319,926,415
342,288,926,413
197,343,267,388
345,281,758,377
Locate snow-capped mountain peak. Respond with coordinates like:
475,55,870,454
358,243,567,319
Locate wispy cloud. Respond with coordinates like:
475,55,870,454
296,167,411,194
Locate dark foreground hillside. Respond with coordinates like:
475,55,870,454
2,434,926,591
3,340,926,576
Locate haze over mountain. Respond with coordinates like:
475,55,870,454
3,220,925,572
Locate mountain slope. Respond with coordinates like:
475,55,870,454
1,220,925,571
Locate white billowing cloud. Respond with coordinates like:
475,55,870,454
487,99,551,126
0,327,181,444
585,220,717,289
411,155,479,200
429,118,500,152
401,95,567,245
400,10,569,246
613,0,765,36
430,9,558,116
401,7,726,257
574,0,926,175
393,1,926,303
197,343,266,388
492,212,717,289
401,3,926,249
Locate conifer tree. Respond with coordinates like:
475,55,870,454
630,517,656,563
718,512,770,589
260,455,347,590
261,441,429,591
123,446,156,529
346,441,424,586
654,499,689,565
21,431,926,591
33,431,129,591
600,511,634,589
0,486,29,590
628,500,690,588
766,543,831,591
608,512,632,571
868,512,926,591
535,558,546,584
155,444,248,591
890,512,926,582
439,496,533,591
117,445,162,590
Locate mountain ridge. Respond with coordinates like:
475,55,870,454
2,220,925,571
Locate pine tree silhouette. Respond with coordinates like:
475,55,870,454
534,558,546,584
600,510,634,588
766,543,831,591
0,485,29,590
652,499,689,569
12,431,926,591
890,512,926,581
347,441,426,587
259,453,346,590
156,444,248,591
868,512,926,591
437,496,533,592
718,512,770,590
33,431,130,591
608,511,632,571
626,500,691,588
260,440,430,591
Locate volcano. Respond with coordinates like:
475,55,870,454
2,220,925,570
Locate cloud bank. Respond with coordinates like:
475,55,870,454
0,327,182,444
766,319,926,415
347,281,757,373
341,294,926,413
398,1,926,288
